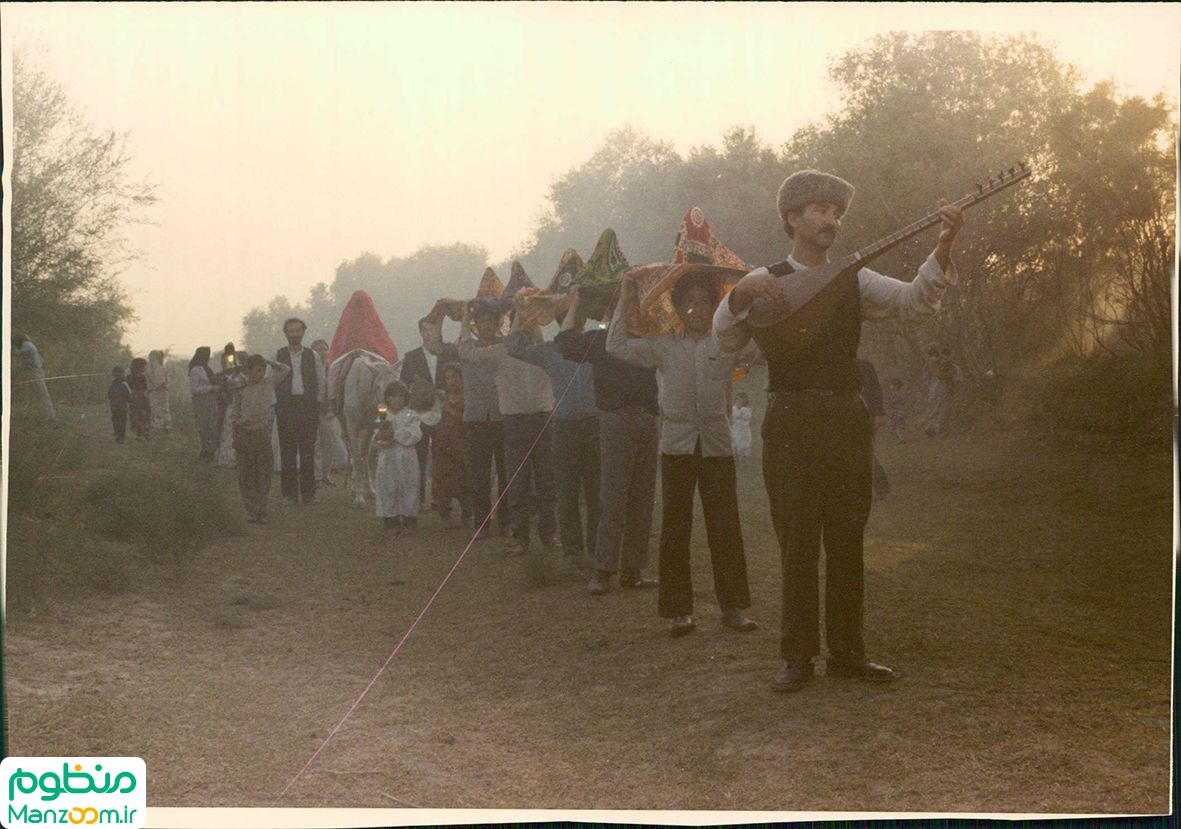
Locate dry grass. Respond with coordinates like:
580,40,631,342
3,406,1172,815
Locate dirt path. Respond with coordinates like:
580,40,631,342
4,428,1172,813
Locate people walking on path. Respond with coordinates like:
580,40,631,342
128,357,151,440
275,319,325,505
107,366,132,444
188,346,221,460
229,354,290,524
147,350,171,434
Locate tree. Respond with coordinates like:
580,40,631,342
242,242,488,358
10,50,156,400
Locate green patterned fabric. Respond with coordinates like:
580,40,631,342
571,229,630,319
572,228,629,290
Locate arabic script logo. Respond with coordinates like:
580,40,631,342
1,758,145,828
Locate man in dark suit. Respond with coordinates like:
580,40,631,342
401,316,459,512
275,317,324,505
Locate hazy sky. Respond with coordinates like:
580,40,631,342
2,2,1178,356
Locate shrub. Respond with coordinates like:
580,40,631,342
81,464,242,561
5,415,90,514
1038,354,1172,449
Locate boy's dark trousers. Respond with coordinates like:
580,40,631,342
657,443,751,618
110,404,128,442
235,426,274,518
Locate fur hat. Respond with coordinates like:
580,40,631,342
776,170,855,223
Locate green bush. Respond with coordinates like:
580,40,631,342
5,415,91,514
5,521,137,610
1038,354,1172,448
81,464,242,560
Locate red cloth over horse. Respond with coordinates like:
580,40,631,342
327,291,399,366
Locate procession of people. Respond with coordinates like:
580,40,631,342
72,169,966,693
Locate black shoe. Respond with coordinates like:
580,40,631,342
826,657,895,682
771,659,813,693
669,616,696,638
619,574,657,589
587,571,611,596
720,609,758,632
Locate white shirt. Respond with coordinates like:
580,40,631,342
285,346,326,402
425,349,438,384
290,348,305,396
714,252,956,353
606,307,758,457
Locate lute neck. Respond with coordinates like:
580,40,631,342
836,169,1029,273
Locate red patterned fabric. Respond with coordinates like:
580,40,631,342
628,208,750,337
672,206,748,269
327,291,399,366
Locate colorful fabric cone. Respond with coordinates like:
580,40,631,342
627,209,750,337
571,229,630,319
672,206,749,269
503,260,536,299
547,249,585,293
476,266,505,299
327,290,399,366
517,249,584,328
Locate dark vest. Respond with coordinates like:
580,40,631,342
750,261,862,393
275,346,319,409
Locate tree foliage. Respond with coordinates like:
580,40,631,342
242,243,488,357
244,31,1173,424
10,50,156,399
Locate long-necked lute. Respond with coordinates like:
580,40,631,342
745,162,1032,346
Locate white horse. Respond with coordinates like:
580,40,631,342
336,350,401,507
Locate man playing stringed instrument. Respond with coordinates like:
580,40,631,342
714,170,964,692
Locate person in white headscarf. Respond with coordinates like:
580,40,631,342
147,350,172,433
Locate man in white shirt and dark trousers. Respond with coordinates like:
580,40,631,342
608,271,759,638
275,318,326,505
715,170,963,692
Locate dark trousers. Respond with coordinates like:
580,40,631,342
235,426,273,518
466,420,509,532
552,416,601,556
502,412,557,545
110,404,128,442
658,446,751,618
276,401,319,500
594,410,659,575
416,432,433,507
762,392,874,662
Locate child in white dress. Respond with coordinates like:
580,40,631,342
731,392,753,458
373,380,422,534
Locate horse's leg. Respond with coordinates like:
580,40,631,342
350,424,368,507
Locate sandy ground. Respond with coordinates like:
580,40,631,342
4,424,1173,815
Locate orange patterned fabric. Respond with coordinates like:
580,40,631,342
627,208,751,337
